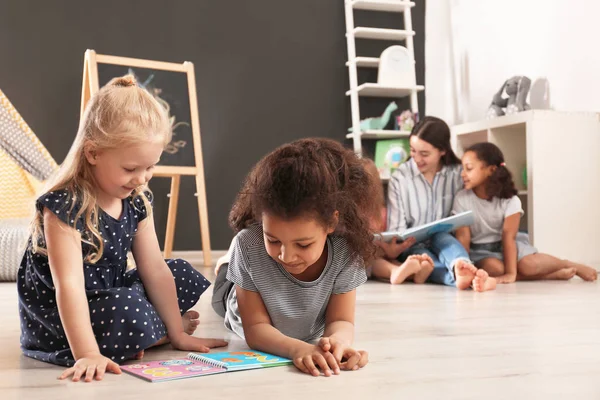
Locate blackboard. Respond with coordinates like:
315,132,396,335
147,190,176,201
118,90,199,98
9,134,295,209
97,64,195,168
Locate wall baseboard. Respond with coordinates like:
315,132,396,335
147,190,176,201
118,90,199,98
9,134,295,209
170,250,228,267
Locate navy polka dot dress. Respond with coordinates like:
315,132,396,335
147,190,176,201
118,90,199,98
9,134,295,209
17,190,211,367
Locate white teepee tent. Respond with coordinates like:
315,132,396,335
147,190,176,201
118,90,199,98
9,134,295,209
0,89,57,280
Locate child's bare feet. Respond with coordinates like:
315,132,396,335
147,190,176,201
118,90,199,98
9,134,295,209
566,261,598,282
390,256,421,284
413,254,434,284
454,259,477,290
183,310,200,335
472,269,496,292
542,267,576,281
134,350,145,360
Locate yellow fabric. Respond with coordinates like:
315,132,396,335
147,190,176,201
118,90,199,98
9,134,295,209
0,89,57,219
0,148,41,218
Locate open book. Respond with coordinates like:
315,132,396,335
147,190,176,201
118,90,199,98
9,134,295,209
121,350,292,382
375,211,474,244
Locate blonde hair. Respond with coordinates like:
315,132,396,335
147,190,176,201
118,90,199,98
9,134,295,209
31,74,172,263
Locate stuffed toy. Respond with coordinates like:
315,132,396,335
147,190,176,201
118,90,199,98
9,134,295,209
349,101,398,132
487,76,531,118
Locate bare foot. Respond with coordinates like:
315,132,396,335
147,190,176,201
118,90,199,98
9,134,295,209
542,267,576,281
390,257,422,284
134,350,145,360
183,310,200,335
147,311,201,349
472,269,497,292
413,255,434,284
566,261,598,282
454,259,477,290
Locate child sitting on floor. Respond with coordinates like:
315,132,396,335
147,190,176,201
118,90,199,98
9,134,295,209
454,142,597,283
17,75,226,383
363,158,434,285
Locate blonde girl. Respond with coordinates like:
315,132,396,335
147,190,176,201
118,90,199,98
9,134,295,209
17,75,226,383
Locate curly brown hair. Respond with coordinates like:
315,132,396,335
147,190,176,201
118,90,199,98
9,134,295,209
229,138,380,261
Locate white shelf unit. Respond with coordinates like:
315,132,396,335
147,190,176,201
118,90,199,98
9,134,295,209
345,83,424,98
351,0,415,12
451,110,600,268
345,57,380,68
345,129,411,139
344,0,422,155
352,27,415,41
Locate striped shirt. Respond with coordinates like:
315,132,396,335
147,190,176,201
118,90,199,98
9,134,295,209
387,158,463,233
224,224,367,342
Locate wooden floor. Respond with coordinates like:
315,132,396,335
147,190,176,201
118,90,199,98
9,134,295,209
2,265,600,399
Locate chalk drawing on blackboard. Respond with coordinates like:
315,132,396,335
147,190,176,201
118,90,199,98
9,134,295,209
126,68,189,157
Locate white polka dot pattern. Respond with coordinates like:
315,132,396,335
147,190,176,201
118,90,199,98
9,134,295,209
17,190,211,367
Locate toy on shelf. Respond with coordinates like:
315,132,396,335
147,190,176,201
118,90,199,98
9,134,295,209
395,110,419,132
487,76,531,118
349,101,398,132
378,45,416,87
374,138,410,180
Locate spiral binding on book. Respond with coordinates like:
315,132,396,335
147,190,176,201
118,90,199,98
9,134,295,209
187,353,227,368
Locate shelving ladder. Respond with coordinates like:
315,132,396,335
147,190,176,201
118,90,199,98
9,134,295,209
344,0,424,155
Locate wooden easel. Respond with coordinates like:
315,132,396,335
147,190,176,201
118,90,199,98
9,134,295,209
80,50,212,266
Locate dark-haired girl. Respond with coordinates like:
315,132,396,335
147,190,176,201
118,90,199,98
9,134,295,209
379,116,495,291
453,142,597,283
212,138,377,376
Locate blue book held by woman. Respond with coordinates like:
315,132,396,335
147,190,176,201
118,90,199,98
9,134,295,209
375,211,474,244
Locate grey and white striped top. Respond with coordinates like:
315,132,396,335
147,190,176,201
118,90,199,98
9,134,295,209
224,224,367,342
387,158,464,233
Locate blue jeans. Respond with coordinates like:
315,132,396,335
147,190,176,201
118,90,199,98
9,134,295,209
400,232,471,287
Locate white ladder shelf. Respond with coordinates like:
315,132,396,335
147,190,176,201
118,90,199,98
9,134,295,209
344,0,424,155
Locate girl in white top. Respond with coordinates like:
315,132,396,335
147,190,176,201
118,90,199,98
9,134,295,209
453,142,597,283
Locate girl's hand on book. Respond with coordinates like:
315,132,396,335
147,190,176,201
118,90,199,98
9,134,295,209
319,337,369,372
170,333,228,353
291,343,340,377
58,353,121,382
376,237,416,259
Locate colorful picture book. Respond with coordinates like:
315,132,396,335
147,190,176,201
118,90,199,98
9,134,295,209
375,211,474,243
374,138,410,180
121,350,292,382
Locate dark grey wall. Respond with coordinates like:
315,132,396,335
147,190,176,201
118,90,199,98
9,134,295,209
0,0,424,250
